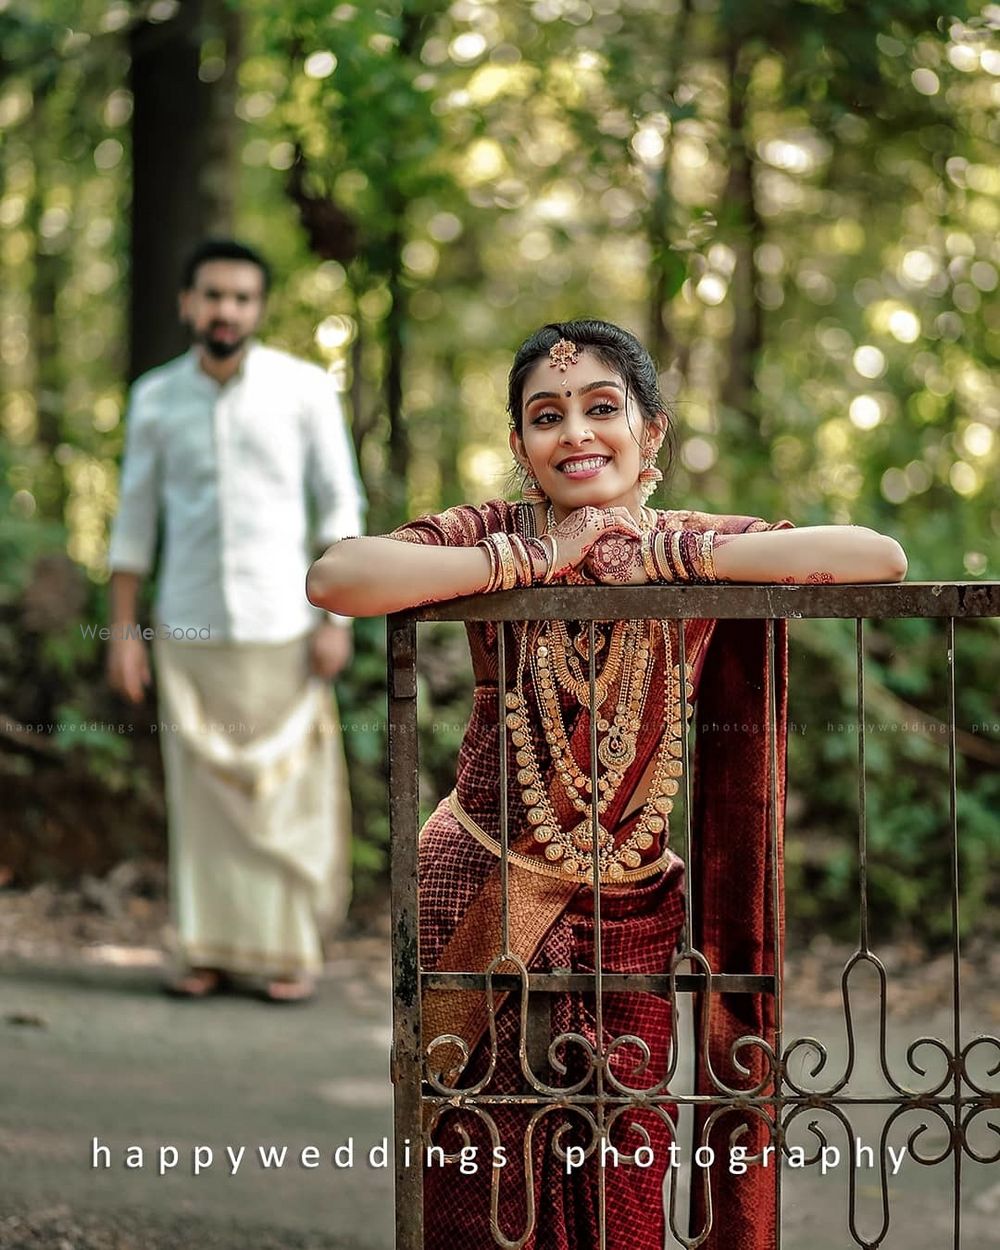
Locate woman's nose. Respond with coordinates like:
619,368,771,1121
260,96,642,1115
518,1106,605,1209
558,416,594,445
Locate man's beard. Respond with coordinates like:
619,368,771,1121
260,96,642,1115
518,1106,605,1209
197,325,248,359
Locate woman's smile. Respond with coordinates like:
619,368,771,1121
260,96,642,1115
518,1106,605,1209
557,454,612,479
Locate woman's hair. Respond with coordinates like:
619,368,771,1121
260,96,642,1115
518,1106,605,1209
506,319,675,484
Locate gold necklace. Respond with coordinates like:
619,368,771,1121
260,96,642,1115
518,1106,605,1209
531,619,652,831
541,504,652,707
508,620,691,880
548,617,631,708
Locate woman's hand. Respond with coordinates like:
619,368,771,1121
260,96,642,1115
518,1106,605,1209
584,529,646,585
547,507,642,580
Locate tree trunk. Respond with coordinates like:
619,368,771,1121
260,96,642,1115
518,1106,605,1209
718,36,763,427
384,219,408,519
646,0,692,365
128,0,241,380
381,5,430,524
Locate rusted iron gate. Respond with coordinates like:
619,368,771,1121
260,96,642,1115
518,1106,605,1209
387,582,999,1249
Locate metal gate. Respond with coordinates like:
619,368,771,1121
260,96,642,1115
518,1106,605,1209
387,581,999,1249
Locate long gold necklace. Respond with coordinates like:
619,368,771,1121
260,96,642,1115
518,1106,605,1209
505,506,693,882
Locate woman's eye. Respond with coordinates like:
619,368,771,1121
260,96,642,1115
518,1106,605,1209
534,411,560,424
588,402,618,416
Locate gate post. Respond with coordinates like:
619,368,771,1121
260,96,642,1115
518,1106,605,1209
387,615,422,1250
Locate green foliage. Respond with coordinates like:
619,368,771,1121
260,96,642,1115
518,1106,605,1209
1,0,997,936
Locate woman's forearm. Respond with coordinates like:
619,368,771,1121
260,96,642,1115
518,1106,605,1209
306,537,494,617
713,526,907,584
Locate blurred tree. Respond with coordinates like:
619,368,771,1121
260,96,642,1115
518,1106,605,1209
129,0,243,377
0,0,996,938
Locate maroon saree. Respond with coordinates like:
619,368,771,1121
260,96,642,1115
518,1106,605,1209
390,501,790,1250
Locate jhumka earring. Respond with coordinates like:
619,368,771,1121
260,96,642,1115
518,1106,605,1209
521,470,547,503
638,448,663,502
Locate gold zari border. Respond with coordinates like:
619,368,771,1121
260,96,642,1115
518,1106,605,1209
448,790,671,885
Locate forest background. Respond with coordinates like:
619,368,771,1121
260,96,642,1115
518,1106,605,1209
1,0,997,947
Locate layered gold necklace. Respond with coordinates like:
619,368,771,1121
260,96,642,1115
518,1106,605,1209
502,506,693,883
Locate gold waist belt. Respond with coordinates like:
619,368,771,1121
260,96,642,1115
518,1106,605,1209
447,790,673,886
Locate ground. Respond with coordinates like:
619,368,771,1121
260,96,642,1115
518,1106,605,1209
1,873,997,1249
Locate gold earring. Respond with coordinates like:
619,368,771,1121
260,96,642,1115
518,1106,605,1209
638,448,662,502
521,469,547,504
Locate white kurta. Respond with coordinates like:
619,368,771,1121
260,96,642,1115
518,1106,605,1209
109,343,366,976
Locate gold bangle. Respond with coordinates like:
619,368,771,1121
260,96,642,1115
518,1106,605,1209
507,533,526,586
494,533,517,591
700,530,718,582
671,530,689,582
540,533,557,584
511,533,530,588
510,533,533,587
476,537,500,592
652,531,674,582
640,531,659,583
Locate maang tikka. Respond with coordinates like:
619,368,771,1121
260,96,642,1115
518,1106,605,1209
548,338,579,372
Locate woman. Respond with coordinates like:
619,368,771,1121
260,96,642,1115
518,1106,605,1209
307,321,906,1250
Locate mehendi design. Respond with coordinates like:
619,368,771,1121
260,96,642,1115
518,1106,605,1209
778,571,835,584
585,533,641,584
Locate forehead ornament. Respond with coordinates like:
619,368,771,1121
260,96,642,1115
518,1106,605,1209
548,338,580,372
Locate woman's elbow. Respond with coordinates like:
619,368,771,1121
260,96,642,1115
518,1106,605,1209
862,530,907,582
885,538,908,582
306,549,344,612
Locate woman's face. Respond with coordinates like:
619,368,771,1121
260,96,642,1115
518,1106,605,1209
509,349,662,521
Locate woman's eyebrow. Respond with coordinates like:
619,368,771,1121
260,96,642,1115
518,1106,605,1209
525,380,623,406
578,380,623,395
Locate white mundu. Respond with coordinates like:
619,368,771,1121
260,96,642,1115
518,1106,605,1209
109,341,366,977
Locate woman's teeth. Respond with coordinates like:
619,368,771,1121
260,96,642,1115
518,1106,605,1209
559,457,609,474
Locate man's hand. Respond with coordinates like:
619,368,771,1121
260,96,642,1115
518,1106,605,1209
107,636,151,704
310,621,352,679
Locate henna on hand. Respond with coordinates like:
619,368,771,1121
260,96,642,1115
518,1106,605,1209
547,506,643,579
550,508,597,542
585,532,643,584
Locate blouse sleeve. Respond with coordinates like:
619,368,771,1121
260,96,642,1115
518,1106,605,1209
660,508,793,535
386,500,515,547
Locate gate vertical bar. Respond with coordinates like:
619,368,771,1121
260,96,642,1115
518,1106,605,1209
767,619,783,1250
588,621,607,1250
855,620,870,955
387,614,423,1250
946,617,961,1249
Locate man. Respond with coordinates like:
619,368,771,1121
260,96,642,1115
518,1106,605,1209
107,239,365,1002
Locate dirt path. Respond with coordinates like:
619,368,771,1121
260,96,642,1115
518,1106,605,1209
1,899,997,1249
1,946,395,1250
